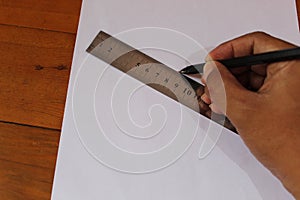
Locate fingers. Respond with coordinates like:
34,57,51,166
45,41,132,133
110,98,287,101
196,87,211,117
205,32,295,91
202,61,244,115
201,60,260,126
233,70,265,90
249,71,265,90
207,32,296,61
251,64,267,76
200,31,297,130
201,91,211,104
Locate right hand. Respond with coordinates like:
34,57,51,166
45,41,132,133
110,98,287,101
200,32,300,198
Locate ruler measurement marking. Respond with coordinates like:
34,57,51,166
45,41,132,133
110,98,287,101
87,31,235,131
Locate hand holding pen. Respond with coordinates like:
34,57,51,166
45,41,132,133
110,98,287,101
190,32,300,198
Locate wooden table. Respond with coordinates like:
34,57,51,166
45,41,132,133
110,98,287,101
0,1,298,199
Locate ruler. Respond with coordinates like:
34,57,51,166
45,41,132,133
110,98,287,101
86,31,235,131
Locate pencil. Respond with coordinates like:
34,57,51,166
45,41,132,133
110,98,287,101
179,47,300,74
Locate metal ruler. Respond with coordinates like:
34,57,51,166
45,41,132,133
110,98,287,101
86,31,235,131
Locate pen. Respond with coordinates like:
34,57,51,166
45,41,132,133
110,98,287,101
179,47,300,74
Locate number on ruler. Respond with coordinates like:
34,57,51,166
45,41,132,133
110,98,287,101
183,88,192,96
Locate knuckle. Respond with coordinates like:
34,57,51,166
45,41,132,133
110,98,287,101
249,31,270,38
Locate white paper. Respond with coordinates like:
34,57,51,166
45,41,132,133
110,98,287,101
52,0,300,199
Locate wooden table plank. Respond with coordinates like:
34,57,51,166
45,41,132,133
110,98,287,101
0,0,82,33
0,122,60,200
0,25,74,130
0,122,60,168
0,159,54,200
0,1,298,200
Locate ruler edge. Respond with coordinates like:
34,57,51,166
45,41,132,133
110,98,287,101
86,30,236,132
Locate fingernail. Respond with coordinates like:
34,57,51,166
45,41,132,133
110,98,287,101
202,61,216,82
201,93,211,104
200,77,206,85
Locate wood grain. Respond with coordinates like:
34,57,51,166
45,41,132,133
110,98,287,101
0,1,298,200
0,122,60,200
0,0,82,33
0,0,81,197
0,24,74,130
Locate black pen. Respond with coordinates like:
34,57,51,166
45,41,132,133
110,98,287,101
179,47,300,74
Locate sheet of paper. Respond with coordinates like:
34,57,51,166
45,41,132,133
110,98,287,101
51,0,300,199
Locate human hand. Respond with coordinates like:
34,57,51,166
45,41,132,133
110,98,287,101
200,32,300,198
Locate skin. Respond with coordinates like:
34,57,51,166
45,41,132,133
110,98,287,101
199,32,300,198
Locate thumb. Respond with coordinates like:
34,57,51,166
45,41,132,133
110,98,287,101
202,61,255,122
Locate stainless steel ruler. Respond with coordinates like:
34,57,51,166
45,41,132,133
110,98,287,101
86,31,235,131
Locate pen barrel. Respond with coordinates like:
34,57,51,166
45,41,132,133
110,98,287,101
219,47,300,68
